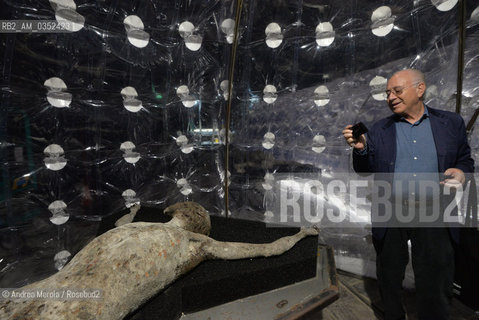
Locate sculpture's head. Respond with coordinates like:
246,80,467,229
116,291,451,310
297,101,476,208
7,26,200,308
164,202,211,236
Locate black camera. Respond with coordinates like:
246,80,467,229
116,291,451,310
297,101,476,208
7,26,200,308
352,122,368,139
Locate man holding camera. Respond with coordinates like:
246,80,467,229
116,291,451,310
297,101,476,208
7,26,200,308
342,69,474,320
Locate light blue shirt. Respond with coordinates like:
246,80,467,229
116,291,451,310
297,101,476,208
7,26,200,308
393,107,440,199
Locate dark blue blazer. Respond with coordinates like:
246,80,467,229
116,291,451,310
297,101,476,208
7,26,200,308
353,106,474,242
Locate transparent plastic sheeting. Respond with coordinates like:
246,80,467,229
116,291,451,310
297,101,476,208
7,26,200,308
227,0,478,282
0,0,478,289
0,0,233,287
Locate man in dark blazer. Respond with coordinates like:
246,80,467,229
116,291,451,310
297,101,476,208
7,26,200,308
342,69,474,320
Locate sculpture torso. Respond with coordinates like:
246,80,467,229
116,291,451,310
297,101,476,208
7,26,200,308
1,222,207,320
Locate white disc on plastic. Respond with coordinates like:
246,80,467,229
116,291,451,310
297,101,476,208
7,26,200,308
44,144,67,171
177,85,197,108
263,85,278,104
182,96,197,108
471,6,479,21
122,189,136,198
176,135,193,154
184,34,203,51
262,132,275,150
262,173,275,190
122,189,139,207
265,22,283,48
220,80,230,100
220,80,229,92
181,145,194,154
425,84,439,100
315,22,335,47
44,144,64,156
220,210,232,217
121,86,138,97
54,250,71,270
49,0,76,11
177,178,192,195
264,211,274,218
44,78,71,108
121,87,142,112
120,141,140,164
124,15,149,48
179,21,195,38
120,141,135,152
314,85,330,106
371,6,394,37
176,85,189,96
176,135,188,146
123,153,140,164
369,76,388,101
179,21,202,51
221,18,235,44
48,200,69,225
312,135,326,153
123,98,142,112
47,91,72,108
124,15,144,30
44,77,67,90
55,8,85,32
431,0,458,11
127,29,150,48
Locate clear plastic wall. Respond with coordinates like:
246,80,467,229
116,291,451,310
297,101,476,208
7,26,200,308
0,0,234,287
227,0,479,280
463,1,479,165
1,0,478,288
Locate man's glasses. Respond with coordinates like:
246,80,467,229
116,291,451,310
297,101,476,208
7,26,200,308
385,83,419,97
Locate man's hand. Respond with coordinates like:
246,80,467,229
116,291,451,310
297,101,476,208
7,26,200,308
342,125,367,150
440,168,466,190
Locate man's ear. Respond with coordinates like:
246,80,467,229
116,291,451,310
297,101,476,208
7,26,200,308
416,82,426,99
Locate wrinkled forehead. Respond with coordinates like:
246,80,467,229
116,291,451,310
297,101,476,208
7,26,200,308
387,71,412,88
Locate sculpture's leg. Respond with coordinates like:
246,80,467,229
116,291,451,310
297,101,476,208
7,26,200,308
202,226,319,260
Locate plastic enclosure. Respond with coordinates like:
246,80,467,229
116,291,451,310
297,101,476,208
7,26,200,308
0,0,478,288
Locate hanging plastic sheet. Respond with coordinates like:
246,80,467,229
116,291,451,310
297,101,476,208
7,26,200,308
0,0,233,287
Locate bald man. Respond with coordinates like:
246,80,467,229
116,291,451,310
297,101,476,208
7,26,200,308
342,69,474,320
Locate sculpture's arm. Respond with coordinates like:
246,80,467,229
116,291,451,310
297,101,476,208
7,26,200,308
115,204,141,227
202,227,318,260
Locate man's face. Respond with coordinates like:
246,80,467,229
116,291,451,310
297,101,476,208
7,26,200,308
386,71,424,116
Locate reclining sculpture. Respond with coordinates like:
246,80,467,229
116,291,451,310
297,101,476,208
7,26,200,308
0,202,319,320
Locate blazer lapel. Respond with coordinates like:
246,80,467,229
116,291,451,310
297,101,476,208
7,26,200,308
427,107,449,172
381,116,397,172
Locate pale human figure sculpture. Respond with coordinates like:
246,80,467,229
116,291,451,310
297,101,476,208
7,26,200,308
0,202,318,320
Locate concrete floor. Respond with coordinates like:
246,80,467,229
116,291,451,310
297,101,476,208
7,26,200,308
302,271,479,320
